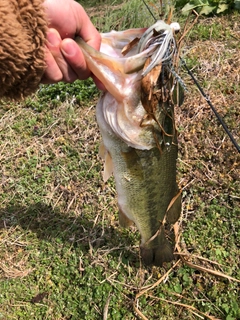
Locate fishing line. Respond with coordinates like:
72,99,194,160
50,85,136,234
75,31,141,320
142,0,157,21
141,0,240,153
180,59,240,153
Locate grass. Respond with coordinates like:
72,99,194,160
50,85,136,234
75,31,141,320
0,1,239,319
82,0,173,31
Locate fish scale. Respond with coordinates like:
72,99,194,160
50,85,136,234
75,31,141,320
96,94,181,266
104,136,180,266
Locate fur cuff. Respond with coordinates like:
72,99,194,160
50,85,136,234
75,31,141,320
0,0,47,99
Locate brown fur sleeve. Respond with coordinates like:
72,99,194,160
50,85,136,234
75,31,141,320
0,0,47,100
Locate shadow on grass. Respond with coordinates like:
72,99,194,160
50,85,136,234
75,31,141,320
0,202,139,265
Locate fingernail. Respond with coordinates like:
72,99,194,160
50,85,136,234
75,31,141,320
61,41,76,57
47,31,61,47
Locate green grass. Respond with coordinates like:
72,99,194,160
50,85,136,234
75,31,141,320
82,0,169,31
0,2,239,319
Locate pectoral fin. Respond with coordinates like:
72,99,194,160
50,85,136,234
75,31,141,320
99,142,113,182
103,151,113,182
99,141,106,159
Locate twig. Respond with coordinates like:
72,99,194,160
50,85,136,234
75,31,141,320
135,259,181,299
180,258,240,283
147,294,220,320
103,293,112,320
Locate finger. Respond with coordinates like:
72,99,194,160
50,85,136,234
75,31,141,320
41,46,63,84
46,29,78,82
61,38,91,80
72,2,101,51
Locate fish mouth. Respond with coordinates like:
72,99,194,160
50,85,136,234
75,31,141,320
76,20,181,150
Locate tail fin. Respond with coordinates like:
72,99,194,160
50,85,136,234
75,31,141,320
140,226,174,266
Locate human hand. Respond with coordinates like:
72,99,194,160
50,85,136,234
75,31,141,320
42,0,102,86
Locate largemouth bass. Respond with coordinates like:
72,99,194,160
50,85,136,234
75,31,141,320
76,20,183,266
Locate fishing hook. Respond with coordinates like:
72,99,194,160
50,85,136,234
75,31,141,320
141,0,240,153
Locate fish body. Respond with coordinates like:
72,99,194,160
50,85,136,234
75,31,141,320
76,21,183,266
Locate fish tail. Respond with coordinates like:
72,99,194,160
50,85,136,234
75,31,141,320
140,226,174,266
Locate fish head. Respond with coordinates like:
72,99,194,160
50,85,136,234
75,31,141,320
76,21,182,150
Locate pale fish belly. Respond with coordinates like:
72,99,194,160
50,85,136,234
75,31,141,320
76,20,182,266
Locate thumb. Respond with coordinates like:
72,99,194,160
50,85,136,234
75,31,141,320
61,38,91,80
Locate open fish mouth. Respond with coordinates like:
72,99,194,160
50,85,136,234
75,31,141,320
76,20,183,266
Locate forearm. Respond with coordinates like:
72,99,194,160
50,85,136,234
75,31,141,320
0,0,47,100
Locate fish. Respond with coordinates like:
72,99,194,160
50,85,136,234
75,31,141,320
76,20,183,266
